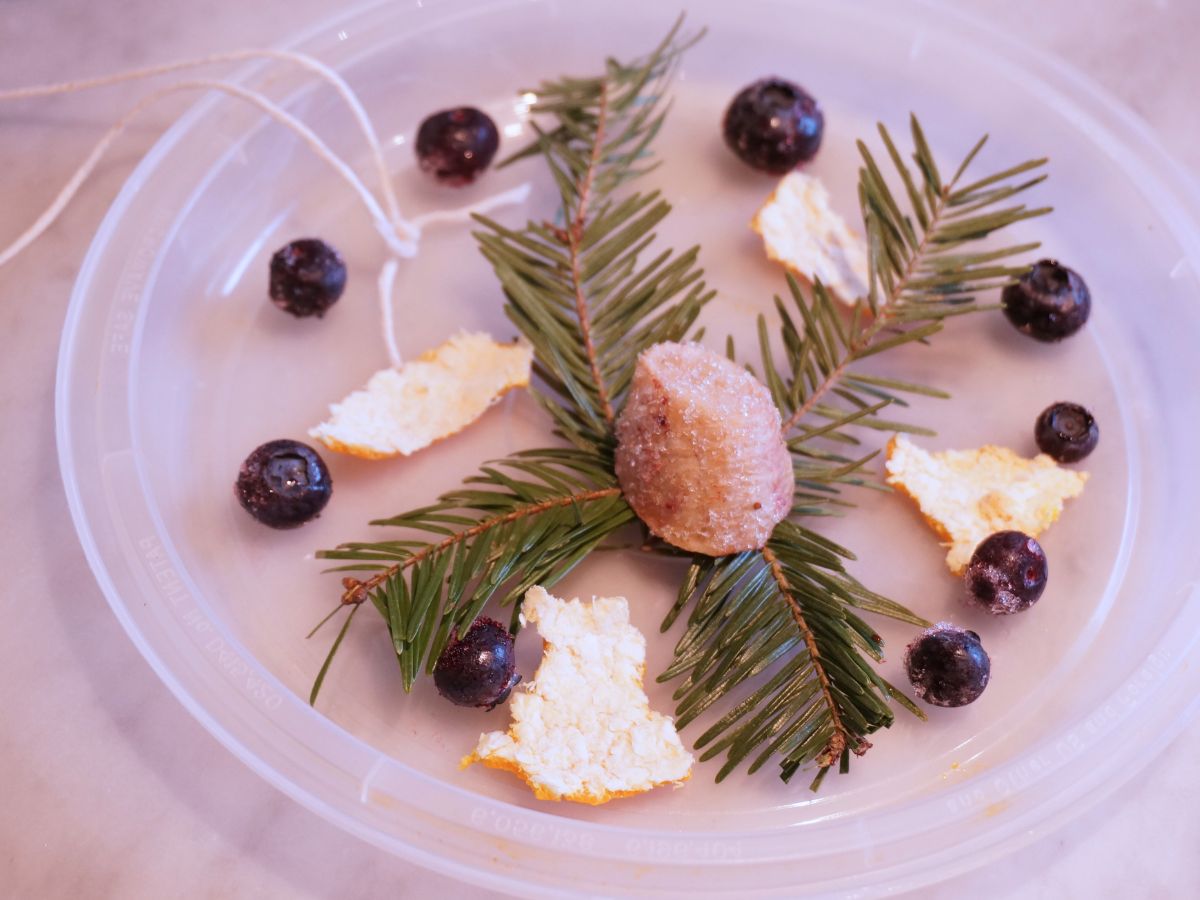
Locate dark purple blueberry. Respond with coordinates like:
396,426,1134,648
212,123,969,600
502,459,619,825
235,439,332,528
433,617,520,710
1002,259,1091,341
1035,402,1099,463
268,238,347,318
904,623,991,708
415,107,499,186
965,530,1048,615
722,77,824,174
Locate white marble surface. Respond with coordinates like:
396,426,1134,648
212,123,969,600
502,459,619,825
2,0,1198,897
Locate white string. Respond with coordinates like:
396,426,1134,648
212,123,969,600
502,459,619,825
375,184,533,369
0,54,534,370
0,78,418,269
0,48,414,237
377,259,402,368
409,182,533,232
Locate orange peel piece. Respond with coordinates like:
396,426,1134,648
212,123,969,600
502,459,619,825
309,331,531,459
464,587,693,804
885,434,1088,574
751,170,870,305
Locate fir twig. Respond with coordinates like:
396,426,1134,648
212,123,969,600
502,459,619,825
662,116,1049,786
759,544,850,764
310,450,633,702
659,523,926,786
765,118,1049,448
569,79,615,424
475,15,712,454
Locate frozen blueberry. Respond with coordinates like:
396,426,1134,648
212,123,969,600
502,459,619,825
965,530,1048,615
722,77,824,174
1002,259,1091,341
1035,402,1098,463
268,238,347,318
904,624,991,708
415,107,500,186
235,439,332,529
433,617,520,710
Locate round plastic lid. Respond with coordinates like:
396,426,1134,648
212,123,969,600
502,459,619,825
57,0,1200,895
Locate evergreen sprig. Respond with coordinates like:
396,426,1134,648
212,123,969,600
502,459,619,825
659,521,925,783
660,119,1050,786
476,16,713,456
763,119,1048,451
311,450,632,703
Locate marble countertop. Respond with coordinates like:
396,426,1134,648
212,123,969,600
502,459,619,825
2,0,1197,896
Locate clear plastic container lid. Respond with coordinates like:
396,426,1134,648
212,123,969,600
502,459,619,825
57,0,1200,895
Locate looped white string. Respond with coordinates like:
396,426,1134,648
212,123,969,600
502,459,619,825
374,183,532,367
0,51,532,368
0,48,412,235
0,78,417,267
409,182,533,233
377,259,402,370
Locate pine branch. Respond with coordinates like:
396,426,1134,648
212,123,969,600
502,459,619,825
310,449,633,703
659,521,925,786
475,16,713,455
661,117,1051,786
570,78,614,423
760,544,850,764
760,117,1049,451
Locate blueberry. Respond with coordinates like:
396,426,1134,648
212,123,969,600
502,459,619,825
235,439,332,529
722,77,824,174
415,107,499,186
268,238,347,318
965,530,1048,615
433,617,520,709
1002,259,1091,341
904,624,991,708
1035,402,1098,463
